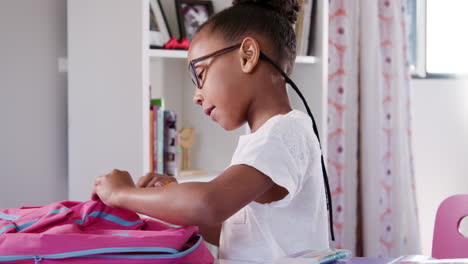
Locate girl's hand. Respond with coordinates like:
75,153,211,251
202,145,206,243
137,172,178,188
91,169,136,207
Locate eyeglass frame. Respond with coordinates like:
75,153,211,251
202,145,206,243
188,43,292,89
188,43,243,88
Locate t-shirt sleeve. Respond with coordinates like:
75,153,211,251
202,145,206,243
230,133,302,207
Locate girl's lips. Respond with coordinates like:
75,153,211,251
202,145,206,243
204,106,215,116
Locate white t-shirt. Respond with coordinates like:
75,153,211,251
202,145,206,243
219,109,330,262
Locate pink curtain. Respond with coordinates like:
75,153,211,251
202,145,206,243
328,0,420,257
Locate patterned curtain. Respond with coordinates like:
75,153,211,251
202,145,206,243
328,0,420,257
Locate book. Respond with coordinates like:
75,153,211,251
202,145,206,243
152,104,160,173
175,130,182,176
266,249,352,264
300,0,313,56
295,0,314,56
164,110,177,176
156,106,165,174
149,107,155,173
295,0,305,55
151,98,165,174
306,0,317,56
150,98,181,176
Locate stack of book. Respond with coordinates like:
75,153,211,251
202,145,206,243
295,0,316,56
149,98,179,176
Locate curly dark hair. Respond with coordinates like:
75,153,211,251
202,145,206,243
196,0,301,75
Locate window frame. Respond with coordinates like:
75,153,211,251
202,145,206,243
409,0,467,79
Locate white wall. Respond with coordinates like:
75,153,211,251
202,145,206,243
412,78,468,256
0,0,68,208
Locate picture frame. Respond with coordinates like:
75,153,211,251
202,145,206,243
149,0,172,48
175,0,214,41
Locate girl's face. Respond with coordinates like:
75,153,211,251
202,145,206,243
187,29,253,131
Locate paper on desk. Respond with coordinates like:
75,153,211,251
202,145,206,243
266,249,352,264
388,255,468,264
387,255,434,264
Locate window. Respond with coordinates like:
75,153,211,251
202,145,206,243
407,0,468,78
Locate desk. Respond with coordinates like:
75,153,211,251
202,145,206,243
345,258,395,264
214,257,395,264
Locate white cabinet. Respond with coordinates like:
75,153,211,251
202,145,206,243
67,0,328,201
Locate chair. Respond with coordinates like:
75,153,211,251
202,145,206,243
432,194,468,258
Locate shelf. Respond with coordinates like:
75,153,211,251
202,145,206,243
149,49,319,64
295,56,319,64
149,49,188,59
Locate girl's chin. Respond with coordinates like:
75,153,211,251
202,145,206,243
216,119,232,131
211,110,243,131
218,119,243,131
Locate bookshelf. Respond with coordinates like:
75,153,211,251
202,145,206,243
67,0,328,201
149,49,188,59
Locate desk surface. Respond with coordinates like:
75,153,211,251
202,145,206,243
215,257,395,264
345,258,395,264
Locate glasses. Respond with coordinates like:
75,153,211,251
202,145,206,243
188,43,242,88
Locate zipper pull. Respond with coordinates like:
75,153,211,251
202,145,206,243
34,256,42,264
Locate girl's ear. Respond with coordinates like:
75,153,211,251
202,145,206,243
239,37,261,73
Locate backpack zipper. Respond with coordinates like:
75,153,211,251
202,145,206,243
0,235,203,262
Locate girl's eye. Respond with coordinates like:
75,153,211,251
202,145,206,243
197,70,205,80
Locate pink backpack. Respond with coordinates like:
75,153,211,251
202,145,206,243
0,200,214,264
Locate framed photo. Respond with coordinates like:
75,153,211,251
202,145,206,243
176,0,214,41
149,0,171,48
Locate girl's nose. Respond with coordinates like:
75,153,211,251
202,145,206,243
193,91,203,106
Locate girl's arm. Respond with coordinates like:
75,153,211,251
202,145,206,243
198,224,222,246
134,172,222,245
92,165,275,226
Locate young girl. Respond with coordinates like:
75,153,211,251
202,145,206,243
92,0,334,262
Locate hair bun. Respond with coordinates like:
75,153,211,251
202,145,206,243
232,0,300,25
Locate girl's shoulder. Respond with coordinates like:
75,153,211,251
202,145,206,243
244,110,311,135
272,109,313,131
241,109,320,151
260,110,315,139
